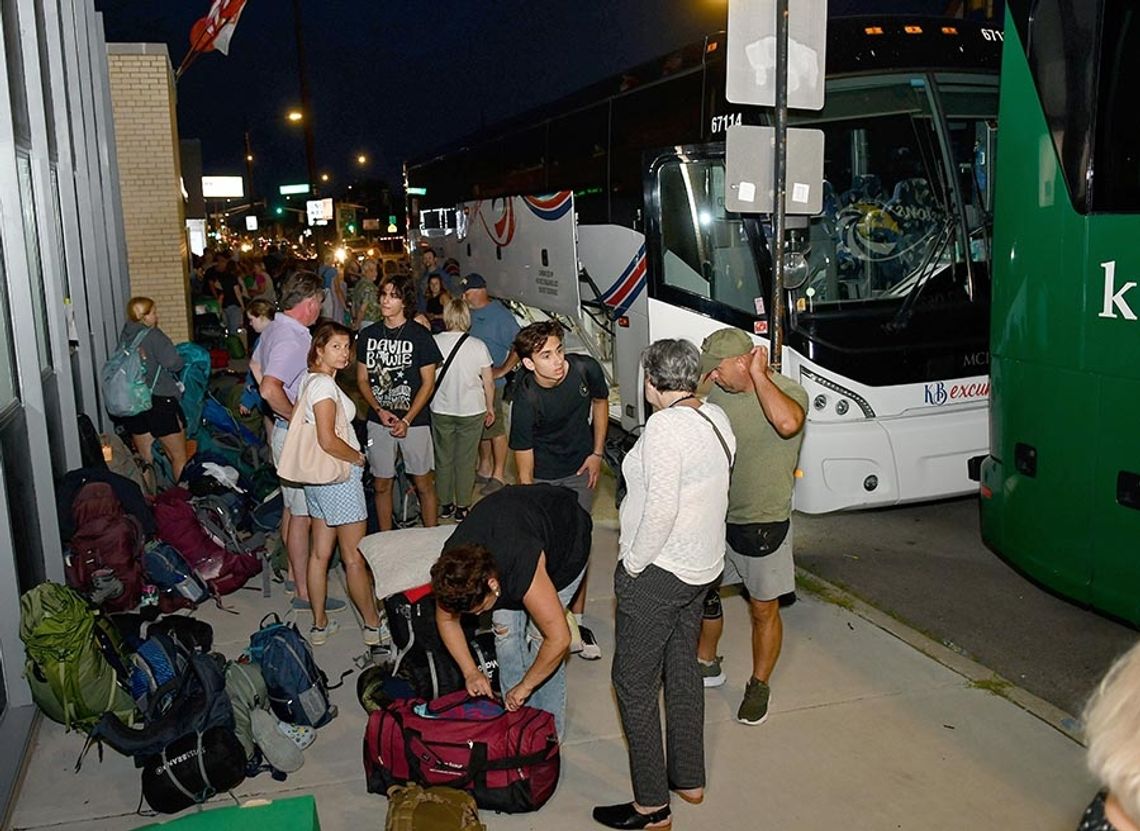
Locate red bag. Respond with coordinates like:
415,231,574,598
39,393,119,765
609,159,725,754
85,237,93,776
66,482,144,612
153,488,261,596
364,690,560,814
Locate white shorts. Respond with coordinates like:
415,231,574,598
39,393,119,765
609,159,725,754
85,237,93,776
304,467,367,527
271,420,309,517
720,522,795,601
366,421,434,479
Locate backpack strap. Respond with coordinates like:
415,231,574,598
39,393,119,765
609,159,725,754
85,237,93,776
690,407,734,470
434,332,469,392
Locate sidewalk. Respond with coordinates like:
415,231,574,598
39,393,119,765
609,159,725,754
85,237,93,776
9,486,1093,830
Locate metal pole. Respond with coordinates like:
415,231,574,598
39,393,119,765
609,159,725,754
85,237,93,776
243,129,255,204
770,0,789,372
292,0,318,196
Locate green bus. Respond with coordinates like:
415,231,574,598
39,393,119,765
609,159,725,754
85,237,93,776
979,1,1140,624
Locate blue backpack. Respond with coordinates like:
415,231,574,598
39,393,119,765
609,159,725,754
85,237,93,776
101,328,154,417
128,631,189,714
142,541,210,608
248,614,336,728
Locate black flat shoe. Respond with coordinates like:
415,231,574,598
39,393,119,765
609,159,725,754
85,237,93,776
592,802,672,829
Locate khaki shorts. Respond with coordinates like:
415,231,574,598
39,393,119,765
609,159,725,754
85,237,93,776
481,386,506,439
366,422,434,478
720,521,795,602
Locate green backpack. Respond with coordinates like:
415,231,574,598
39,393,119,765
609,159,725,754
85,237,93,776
385,784,485,831
19,583,136,732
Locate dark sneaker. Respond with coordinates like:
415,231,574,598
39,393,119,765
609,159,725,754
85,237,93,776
291,596,347,612
454,506,470,522
480,478,506,496
699,656,726,688
737,677,771,725
576,625,602,660
438,503,456,519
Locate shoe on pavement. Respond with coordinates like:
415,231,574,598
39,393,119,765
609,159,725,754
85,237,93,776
480,478,506,496
363,619,391,647
737,677,771,725
308,618,340,646
474,473,492,485
291,596,347,612
454,506,470,522
699,656,726,688
277,720,316,751
251,709,304,773
575,625,602,661
438,503,456,519
283,579,296,597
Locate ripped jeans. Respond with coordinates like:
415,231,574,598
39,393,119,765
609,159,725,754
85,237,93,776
491,566,586,739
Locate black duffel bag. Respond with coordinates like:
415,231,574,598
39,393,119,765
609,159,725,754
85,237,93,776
140,725,246,813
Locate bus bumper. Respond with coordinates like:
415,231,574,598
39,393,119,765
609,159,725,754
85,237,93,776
793,404,989,514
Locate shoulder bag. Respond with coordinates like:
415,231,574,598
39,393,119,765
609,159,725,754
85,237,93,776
275,376,352,485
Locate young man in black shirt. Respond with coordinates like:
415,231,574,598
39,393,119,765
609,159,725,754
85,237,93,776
357,273,443,529
509,320,608,660
432,484,593,737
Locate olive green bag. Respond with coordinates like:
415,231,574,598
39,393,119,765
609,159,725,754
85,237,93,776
385,783,486,831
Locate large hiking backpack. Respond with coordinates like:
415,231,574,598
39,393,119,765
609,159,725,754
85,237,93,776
364,691,560,814
128,631,190,714
385,784,486,831
153,488,261,597
65,482,145,612
385,592,496,700
225,661,269,761
102,328,154,417
176,342,211,440
19,583,137,732
140,725,246,814
192,492,262,557
249,614,336,728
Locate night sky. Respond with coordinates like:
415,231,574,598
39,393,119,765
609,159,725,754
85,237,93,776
94,0,996,197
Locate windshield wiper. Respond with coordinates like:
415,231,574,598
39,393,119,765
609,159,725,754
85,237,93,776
885,216,956,332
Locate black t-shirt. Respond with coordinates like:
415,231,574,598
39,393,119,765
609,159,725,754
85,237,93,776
357,319,443,427
443,484,593,611
509,354,609,480
218,272,241,307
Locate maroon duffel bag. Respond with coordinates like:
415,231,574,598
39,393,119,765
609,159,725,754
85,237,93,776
364,690,560,813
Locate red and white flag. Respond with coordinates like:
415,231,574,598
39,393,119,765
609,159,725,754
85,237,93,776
188,0,248,57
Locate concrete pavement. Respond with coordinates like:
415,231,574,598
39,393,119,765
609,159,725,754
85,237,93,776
9,493,1096,830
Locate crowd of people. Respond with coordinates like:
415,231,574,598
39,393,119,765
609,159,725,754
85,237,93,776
117,241,819,830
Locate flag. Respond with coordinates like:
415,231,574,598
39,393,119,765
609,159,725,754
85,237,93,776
188,0,248,58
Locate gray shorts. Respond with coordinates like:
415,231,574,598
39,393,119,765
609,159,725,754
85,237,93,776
535,471,594,514
271,420,309,517
366,421,434,478
720,521,795,602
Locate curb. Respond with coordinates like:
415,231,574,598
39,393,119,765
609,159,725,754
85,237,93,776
794,566,1086,746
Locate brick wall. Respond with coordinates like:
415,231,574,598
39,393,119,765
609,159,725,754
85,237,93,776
106,45,191,343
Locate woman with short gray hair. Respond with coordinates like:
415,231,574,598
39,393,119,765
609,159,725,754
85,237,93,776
593,338,736,831
1078,640,1140,831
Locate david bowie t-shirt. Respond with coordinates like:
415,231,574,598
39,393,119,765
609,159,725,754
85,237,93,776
357,320,442,428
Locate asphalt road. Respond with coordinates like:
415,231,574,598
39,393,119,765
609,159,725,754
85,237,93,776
794,496,1138,718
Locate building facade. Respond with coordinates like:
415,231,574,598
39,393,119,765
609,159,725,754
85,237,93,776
0,0,131,817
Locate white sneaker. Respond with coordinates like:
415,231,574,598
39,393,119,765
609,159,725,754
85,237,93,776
576,625,602,661
309,618,340,646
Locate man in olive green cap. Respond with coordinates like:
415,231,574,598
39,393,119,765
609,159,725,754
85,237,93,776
696,327,808,726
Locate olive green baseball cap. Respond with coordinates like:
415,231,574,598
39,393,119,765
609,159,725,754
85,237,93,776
699,327,753,376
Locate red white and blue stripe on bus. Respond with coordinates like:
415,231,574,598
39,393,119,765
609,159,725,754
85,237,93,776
600,244,647,317
522,192,573,221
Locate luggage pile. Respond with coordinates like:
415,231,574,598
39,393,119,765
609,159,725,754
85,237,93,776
19,587,334,814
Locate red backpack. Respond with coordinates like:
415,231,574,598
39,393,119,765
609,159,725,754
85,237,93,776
152,488,260,596
65,482,145,612
364,690,560,814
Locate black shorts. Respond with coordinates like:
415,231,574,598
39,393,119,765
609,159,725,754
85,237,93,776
118,395,186,438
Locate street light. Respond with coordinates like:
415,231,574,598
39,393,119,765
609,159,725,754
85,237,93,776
356,154,367,166
320,173,330,182
287,109,303,123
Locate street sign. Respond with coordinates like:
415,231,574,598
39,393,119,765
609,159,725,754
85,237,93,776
361,218,380,231
279,183,310,195
725,124,824,214
407,186,427,196
726,0,827,110
307,197,333,225
245,215,258,231
201,175,244,198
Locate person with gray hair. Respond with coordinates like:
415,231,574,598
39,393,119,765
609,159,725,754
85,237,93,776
594,338,736,831
1078,641,1140,831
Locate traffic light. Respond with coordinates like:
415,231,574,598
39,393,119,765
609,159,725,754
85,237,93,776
347,223,356,235
274,206,284,216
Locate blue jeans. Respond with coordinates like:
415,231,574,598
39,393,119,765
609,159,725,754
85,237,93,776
491,566,586,738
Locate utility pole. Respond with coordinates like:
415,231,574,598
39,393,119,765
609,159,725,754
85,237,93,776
243,129,255,204
770,0,789,371
292,0,318,196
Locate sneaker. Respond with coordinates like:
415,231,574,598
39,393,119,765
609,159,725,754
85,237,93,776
737,677,771,725
291,596,347,612
480,477,506,496
699,656,726,688
362,620,391,647
474,473,492,485
309,618,340,646
576,625,602,661
276,720,316,751
438,503,456,519
454,506,470,522
283,579,296,596
251,709,304,773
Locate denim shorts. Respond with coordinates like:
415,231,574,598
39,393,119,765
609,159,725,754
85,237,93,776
304,466,367,527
